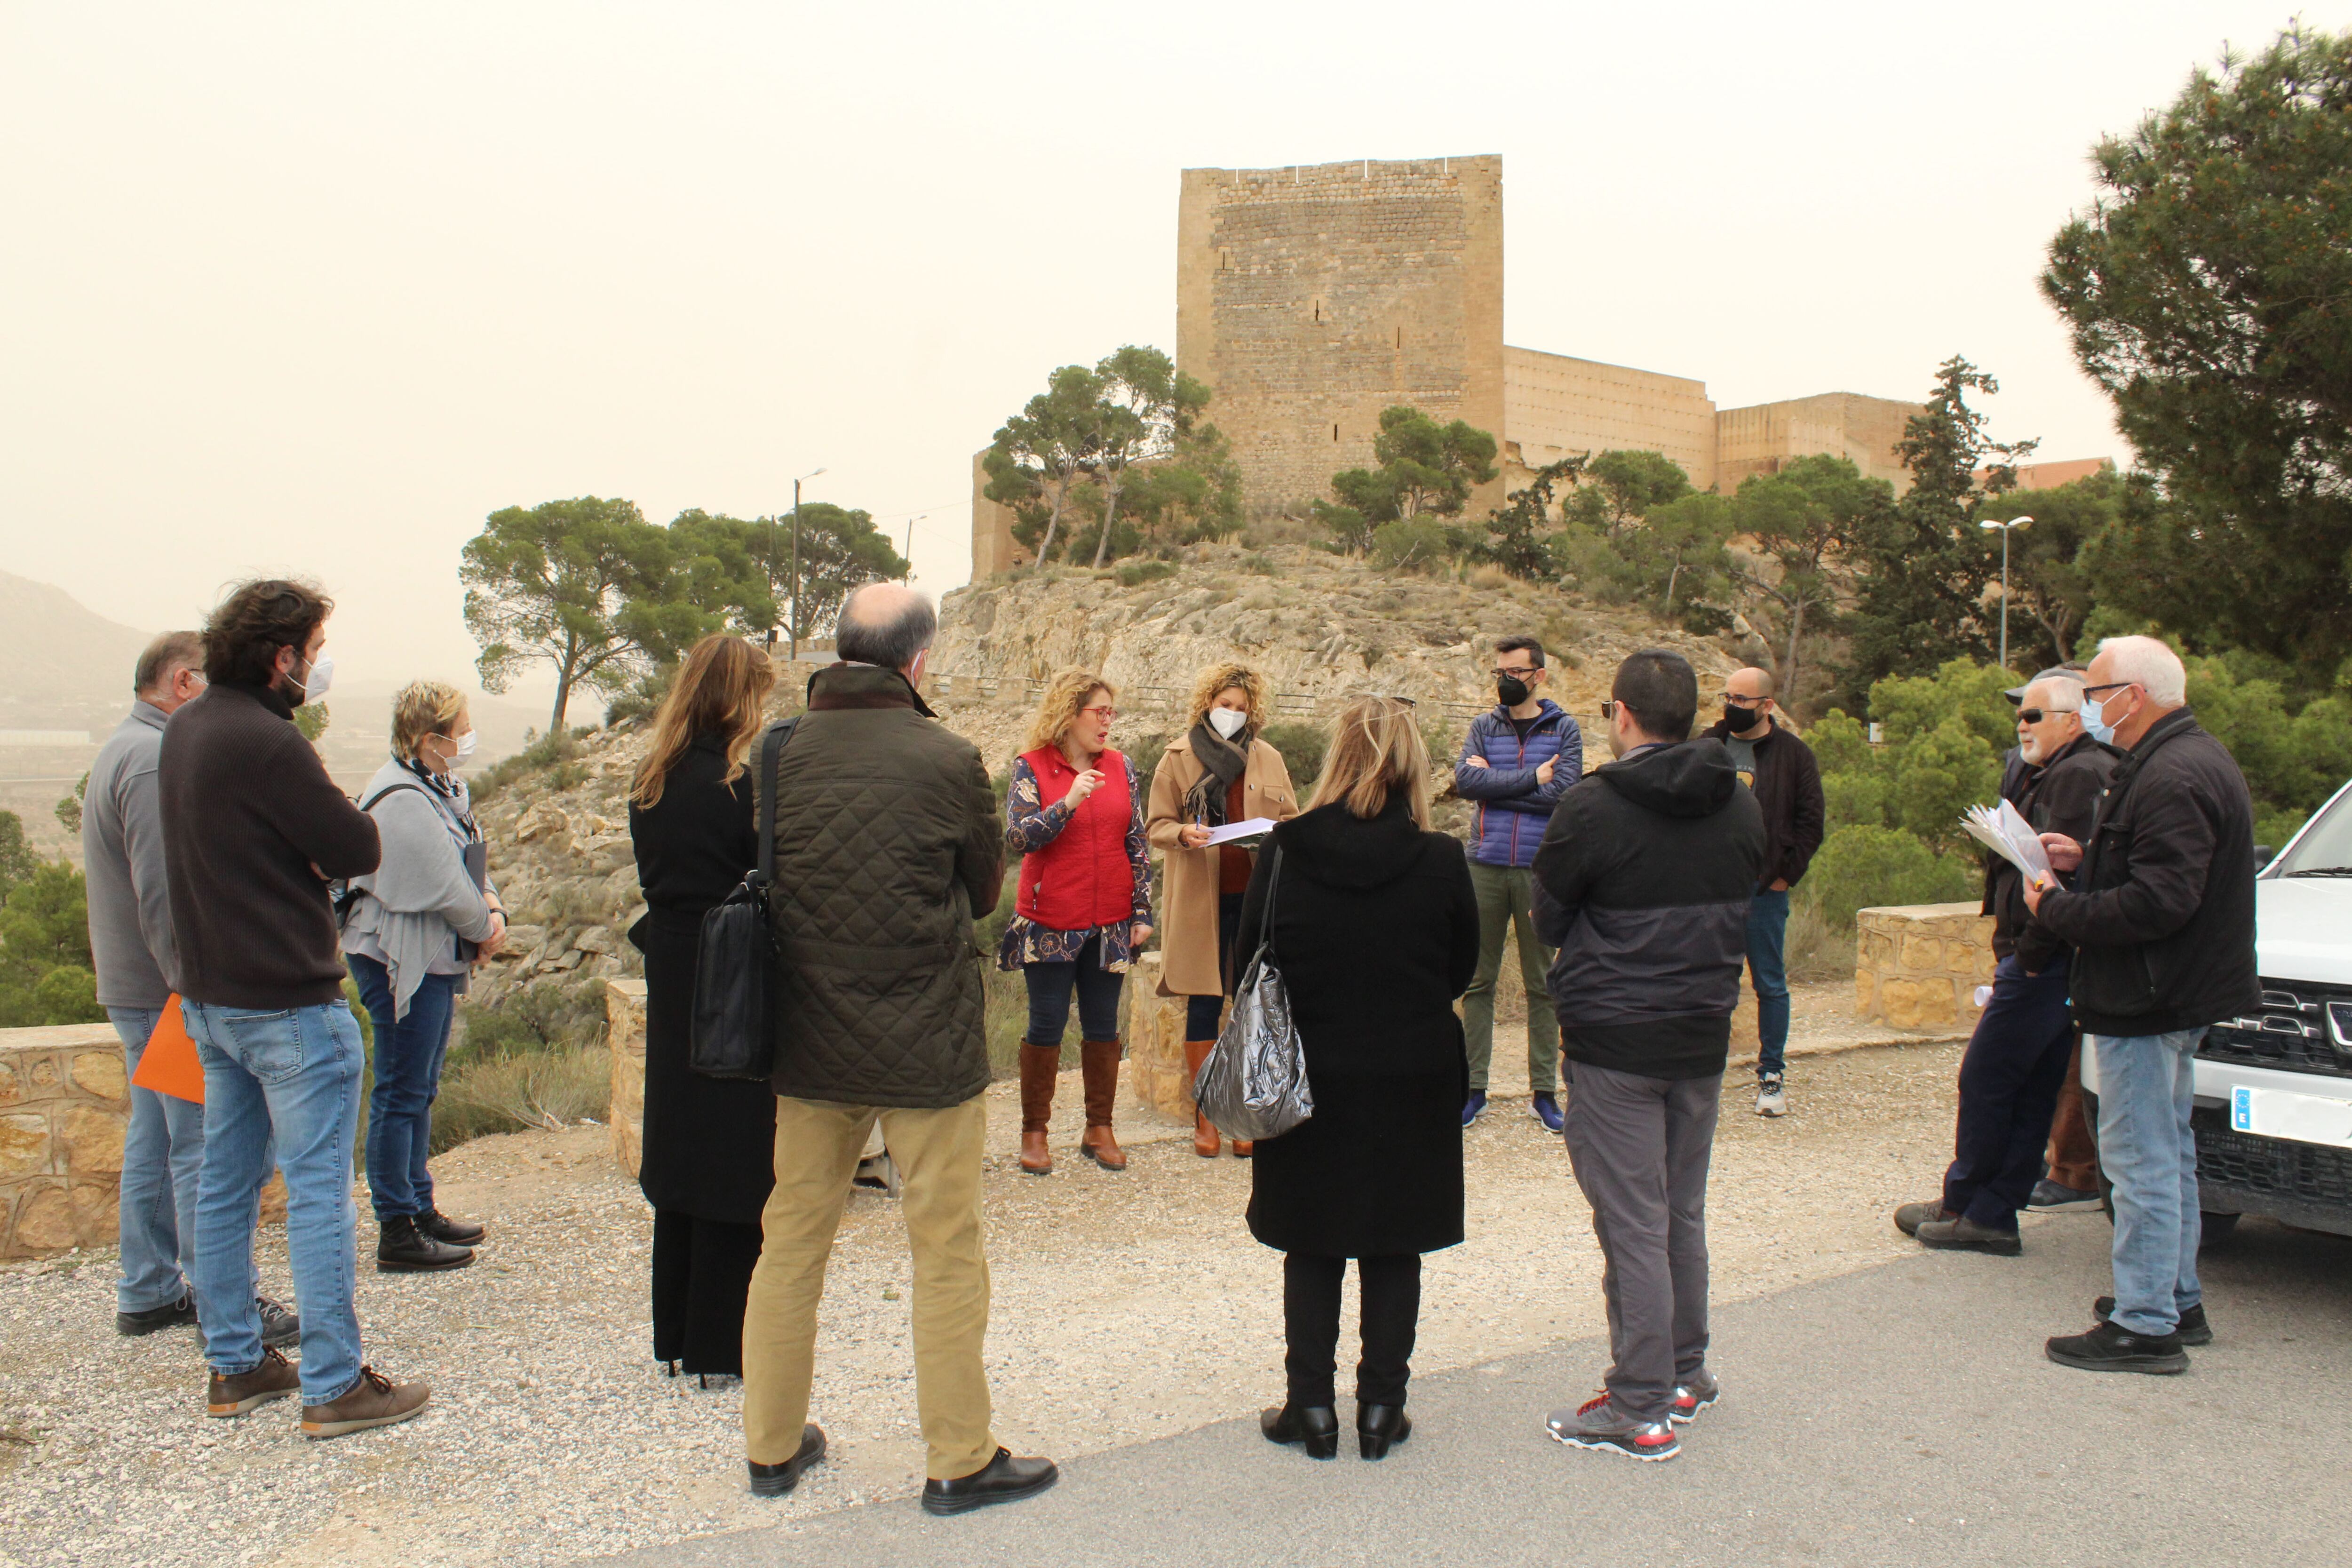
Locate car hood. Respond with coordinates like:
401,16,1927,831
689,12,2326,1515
2255,876,2352,986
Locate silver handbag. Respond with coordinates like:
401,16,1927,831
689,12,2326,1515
1194,844,1314,1142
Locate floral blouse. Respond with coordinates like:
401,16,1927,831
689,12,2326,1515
995,751,1153,971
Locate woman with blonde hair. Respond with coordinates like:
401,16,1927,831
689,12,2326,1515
343,679,507,1273
1145,661,1301,1157
997,669,1153,1174
626,634,778,1381
1236,696,1478,1462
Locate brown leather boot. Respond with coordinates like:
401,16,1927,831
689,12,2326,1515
1183,1039,1220,1158
1231,1138,1255,1158
1078,1039,1128,1170
1017,1043,1058,1175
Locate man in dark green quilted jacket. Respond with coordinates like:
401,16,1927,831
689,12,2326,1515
740,583,1060,1516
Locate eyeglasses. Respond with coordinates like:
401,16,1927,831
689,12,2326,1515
1080,704,1117,720
2016,708,2079,724
1600,699,1632,721
2079,682,2135,698
1490,667,1540,680
1723,695,1765,708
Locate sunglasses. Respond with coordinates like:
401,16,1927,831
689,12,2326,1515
2017,707,2079,724
1599,699,1631,721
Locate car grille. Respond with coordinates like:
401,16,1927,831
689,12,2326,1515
2196,979,2352,1080
2194,1106,2352,1208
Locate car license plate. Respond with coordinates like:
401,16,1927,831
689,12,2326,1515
2232,1085,2352,1147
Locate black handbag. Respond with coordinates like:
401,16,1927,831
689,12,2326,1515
690,716,799,1080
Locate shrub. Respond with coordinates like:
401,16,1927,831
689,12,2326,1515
1115,558,1176,588
431,1046,612,1152
470,725,589,806
1369,519,1454,573
1797,825,1977,930
1261,720,1329,791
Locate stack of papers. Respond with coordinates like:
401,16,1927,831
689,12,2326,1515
1202,817,1278,847
1960,799,2056,890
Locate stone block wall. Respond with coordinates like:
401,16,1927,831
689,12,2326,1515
1854,902,1995,1032
607,979,648,1180
0,1024,131,1259
1124,955,1195,1121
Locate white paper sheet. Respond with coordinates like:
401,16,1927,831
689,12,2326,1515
1959,798,2057,890
1202,816,1278,847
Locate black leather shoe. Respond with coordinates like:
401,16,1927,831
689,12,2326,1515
1356,1402,1412,1460
117,1291,199,1337
376,1215,475,1273
1260,1402,1340,1460
2096,1295,2212,1346
747,1424,826,1497
2045,1318,2188,1374
420,1210,486,1247
921,1447,1060,1515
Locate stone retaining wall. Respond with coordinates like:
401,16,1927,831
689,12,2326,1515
0,1024,131,1259
607,979,648,1179
1855,902,1995,1031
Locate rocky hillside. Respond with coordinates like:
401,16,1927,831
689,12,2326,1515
461,544,1746,1027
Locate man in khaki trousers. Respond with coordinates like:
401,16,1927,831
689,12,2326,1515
739,584,1059,1514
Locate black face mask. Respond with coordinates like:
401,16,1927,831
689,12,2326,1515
1497,674,1531,708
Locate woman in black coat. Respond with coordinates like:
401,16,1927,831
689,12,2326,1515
626,634,779,1381
1235,694,1480,1461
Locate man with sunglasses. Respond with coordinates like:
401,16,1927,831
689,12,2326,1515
1894,671,2114,1254
1697,669,1823,1116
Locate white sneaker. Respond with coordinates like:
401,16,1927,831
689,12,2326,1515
1755,1074,1786,1117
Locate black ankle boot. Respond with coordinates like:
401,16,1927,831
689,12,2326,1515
419,1210,486,1247
1259,1402,1340,1459
1356,1402,1412,1460
376,1214,475,1273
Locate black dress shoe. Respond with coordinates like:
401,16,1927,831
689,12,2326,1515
2097,1294,2212,1346
420,1210,486,1247
1356,1402,1413,1460
117,1291,199,1337
922,1448,1060,1515
1259,1402,1340,1460
2045,1318,2188,1374
747,1424,826,1497
376,1214,475,1273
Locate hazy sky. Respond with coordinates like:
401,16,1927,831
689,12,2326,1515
5,2,2340,713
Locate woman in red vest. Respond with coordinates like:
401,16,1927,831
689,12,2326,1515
997,669,1153,1175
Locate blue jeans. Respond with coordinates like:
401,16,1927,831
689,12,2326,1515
1745,889,1791,1077
2091,1028,2206,1337
347,955,459,1223
1022,936,1126,1047
111,1007,205,1313
1941,956,2075,1228
183,998,367,1405
1184,891,1247,1040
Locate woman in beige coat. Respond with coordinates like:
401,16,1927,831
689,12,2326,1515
1146,662,1301,1157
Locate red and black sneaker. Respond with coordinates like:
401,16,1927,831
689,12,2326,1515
1670,1369,1721,1425
1546,1392,1681,1461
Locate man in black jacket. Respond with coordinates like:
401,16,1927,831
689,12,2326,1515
2026,636,2259,1375
1533,650,1764,1463
1893,673,2114,1253
1697,667,1823,1117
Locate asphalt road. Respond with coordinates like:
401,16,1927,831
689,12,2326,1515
589,1212,2352,1568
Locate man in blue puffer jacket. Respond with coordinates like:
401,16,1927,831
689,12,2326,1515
1454,636,1584,1130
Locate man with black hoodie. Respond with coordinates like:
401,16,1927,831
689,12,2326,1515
1532,650,1764,1463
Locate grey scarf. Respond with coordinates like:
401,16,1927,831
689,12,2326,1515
1183,721,1251,826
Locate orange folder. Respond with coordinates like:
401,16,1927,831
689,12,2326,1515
129,996,207,1104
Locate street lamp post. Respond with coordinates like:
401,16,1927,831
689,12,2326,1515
788,467,826,661
1979,514,2032,671
904,515,925,583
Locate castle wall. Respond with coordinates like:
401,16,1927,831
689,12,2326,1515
1176,157,1504,517
1502,346,1717,491
1714,391,1922,494
970,448,1032,578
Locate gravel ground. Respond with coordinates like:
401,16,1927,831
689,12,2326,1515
1,1002,1990,1568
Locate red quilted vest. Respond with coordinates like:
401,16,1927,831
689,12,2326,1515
1015,746,1135,932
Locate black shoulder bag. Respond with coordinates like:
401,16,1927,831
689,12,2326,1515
690,716,799,1080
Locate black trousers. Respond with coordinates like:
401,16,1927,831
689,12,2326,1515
651,1208,764,1375
1283,1251,1421,1407
1943,955,2078,1228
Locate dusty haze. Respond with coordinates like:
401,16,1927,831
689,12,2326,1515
5,1,2340,713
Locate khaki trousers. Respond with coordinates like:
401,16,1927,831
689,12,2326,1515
741,1094,995,1480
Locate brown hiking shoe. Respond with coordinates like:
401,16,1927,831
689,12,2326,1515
207,1347,301,1417
300,1365,430,1439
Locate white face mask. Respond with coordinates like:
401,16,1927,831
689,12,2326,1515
293,651,334,704
1208,707,1248,740
432,731,479,763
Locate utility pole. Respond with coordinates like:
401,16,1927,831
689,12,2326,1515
1979,515,2032,671
904,514,924,582
790,467,825,661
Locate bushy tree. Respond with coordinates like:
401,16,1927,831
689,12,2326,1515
1549,451,1730,629
1112,421,1246,549
984,364,1102,569
2042,25,2352,681
1800,825,1978,929
0,812,39,901
1986,467,2117,669
1563,449,1696,539
1078,346,1212,568
1313,406,1498,551
1728,455,1894,709
1480,454,1585,579
0,860,102,1027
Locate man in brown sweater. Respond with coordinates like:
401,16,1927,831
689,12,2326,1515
159,578,429,1437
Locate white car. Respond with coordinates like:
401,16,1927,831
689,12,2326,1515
2082,776,2352,1239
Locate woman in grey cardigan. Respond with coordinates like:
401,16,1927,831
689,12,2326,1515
342,681,507,1273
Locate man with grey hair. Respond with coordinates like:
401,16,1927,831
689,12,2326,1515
740,582,1059,1512
83,632,294,1346
2026,634,2258,1373
1895,669,2113,1253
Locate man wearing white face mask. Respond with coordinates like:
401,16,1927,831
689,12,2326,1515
341,680,506,1273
